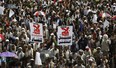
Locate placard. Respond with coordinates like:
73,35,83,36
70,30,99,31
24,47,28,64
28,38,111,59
30,23,43,43
57,26,73,45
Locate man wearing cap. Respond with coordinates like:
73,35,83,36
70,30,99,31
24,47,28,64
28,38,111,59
16,47,25,67
93,47,103,66
4,39,9,51
16,47,25,60
78,49,86,64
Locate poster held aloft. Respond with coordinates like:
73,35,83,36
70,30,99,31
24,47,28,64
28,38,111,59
30,23,43,43
57,26,73,45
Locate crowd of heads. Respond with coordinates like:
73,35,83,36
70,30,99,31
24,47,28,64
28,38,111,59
0,0,116,68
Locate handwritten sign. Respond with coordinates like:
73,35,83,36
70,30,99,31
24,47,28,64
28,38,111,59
57,26,73,45
30,23,43,43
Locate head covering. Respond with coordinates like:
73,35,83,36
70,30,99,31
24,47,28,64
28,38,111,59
96,47,101,50
15,37,19,40
85,46,89,51
79,49,84,52
88,58,93,62
45,54,49,57
103,34,108,40
6,39,9,42
18,47,22,50
51,33,54,36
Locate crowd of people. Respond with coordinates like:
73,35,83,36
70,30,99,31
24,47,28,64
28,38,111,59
0,0,116,68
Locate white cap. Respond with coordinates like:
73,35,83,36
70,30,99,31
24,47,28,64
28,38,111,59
79,49,84,52
12,18,17,22
21,9,24,11
103,34,108,39
15,37,19,40
88,35,92,38
6,39,9,42
51,33,54,35
88,58,93,62
84,20,87,23
96,47,101,50
45,54,49,57
30,59,34,61
91,27,94,30
85,35,87,38
52,11,56,14
99,20,102,23
86,46,89,49
22,28,25,32
18,47,22,50
113,3,116,5
66,10,69,12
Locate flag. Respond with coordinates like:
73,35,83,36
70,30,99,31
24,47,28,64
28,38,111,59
0,6,5,15
9,9,14,17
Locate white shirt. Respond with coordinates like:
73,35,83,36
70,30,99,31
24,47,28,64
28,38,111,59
28,48,33,58
16,51,25,59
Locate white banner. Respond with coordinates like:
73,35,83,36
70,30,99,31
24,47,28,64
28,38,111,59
57,26,73,45
30,23,43,43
